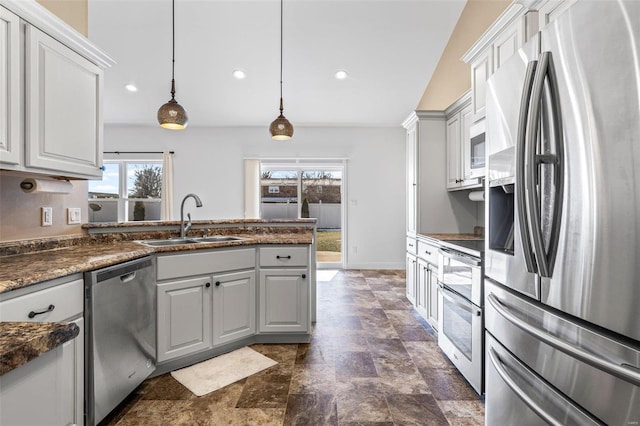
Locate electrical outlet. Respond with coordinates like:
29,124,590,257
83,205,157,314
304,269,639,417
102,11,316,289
352,246,358,254
41,207,53,226
67,208,81,224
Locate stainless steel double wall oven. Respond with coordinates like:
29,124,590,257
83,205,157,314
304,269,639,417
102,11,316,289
437,240,484,395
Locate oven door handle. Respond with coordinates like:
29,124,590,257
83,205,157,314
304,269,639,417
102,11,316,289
439,284,481,316
438,248,481,267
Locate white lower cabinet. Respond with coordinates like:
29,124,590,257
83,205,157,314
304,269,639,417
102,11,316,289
212,270,256,346
411,239,441,331
416,258,429,319
426,264,439,330
0,277,84,426
259,269,309,333
406,253,417,305
157,276,213,362
156,245,311,363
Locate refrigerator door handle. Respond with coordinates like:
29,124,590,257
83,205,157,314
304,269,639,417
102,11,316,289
543,52,565,276
525,52,551,277
487,347,603,426
516,60,539,273
487,294,640,387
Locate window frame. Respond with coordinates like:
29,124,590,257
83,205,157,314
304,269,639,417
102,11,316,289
88,157,163,223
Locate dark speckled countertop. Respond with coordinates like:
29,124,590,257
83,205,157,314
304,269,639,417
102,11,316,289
0,220,315,376
0,321,79,376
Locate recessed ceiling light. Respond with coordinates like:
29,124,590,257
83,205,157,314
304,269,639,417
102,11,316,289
125,84,138,92
233,69,246,80
335,70,348,80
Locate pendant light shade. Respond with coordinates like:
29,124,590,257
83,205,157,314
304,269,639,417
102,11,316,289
158,0,188,130
269,0,293,140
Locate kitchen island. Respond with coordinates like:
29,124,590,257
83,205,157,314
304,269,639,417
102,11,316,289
0,219,316,374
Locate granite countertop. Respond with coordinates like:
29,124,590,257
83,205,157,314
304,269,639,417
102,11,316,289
0,321,79,376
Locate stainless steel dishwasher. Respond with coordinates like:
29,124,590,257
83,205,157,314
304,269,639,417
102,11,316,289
84,256,156,425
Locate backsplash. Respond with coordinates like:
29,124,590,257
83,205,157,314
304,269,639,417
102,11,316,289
0,173,88,242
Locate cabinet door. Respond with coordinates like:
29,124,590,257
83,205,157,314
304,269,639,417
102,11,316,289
212,270,256,346
406,253,417,305
427,266,439,331
470,49,493,120
446,113,461,189
416,259,429,319
25,25,103,178
0,343,72,426
157,276,213,362
259,269,309,333
461,104,477,181
0,6,20,166
538,0,576,30
492,20,523,70
406,124,418,234
63,317,84,426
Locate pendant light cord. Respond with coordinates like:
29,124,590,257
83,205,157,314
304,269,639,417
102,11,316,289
279,0,284,114
170,0,176,99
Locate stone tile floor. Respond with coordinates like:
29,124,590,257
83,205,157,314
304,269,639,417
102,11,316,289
103,269,484,425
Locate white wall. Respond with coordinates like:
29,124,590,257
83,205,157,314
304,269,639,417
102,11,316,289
104,125,406,269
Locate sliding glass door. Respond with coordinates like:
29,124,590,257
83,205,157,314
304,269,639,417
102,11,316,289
260,162,344,268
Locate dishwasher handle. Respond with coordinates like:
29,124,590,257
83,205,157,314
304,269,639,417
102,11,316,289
120,272,137,283
95,257,153,284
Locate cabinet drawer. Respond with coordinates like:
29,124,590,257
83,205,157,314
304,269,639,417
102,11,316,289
157,248,256,281
406,237,417,255
259,246,308,267
0,279,83,322
417,240,439,265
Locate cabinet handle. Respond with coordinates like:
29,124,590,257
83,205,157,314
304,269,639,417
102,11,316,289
425,250,431,255
28,304,55,318
276,255,292,259
215,281,221,287
205,282,211,288
302,274,306,279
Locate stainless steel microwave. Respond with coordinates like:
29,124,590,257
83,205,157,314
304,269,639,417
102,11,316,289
468,120,486,179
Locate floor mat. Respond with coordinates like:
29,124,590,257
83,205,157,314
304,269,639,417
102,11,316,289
170,346,278,396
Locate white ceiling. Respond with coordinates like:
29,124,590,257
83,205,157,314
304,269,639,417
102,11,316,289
88,0,465,128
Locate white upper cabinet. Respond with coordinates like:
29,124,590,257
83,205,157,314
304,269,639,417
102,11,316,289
469,49,492,121
462,3,538,123
0,0,113,179
0,6,20,166
25,26,103,178
536,0,577,30
445,92,478,191
405,117,418,235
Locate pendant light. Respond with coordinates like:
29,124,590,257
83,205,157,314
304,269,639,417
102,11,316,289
157,0,188,130
269,0,294,140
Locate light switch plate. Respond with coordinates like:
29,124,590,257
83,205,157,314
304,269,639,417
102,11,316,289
41,207,53,226
67,208,81,224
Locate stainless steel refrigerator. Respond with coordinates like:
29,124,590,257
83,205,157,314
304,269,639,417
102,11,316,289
484,1,640,424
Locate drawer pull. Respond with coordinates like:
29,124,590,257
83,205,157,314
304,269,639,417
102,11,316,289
302,274,307,279
425,250,431,255
276,255,292,259
28,304,55,319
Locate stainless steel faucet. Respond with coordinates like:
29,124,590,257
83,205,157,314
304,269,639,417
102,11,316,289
180,193,203,238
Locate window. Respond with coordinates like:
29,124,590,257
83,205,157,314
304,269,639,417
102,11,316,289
88,160,163,222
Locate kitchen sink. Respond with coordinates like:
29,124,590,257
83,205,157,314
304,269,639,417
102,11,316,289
194,236,246,242
136,236,246,247
136,238,200,247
